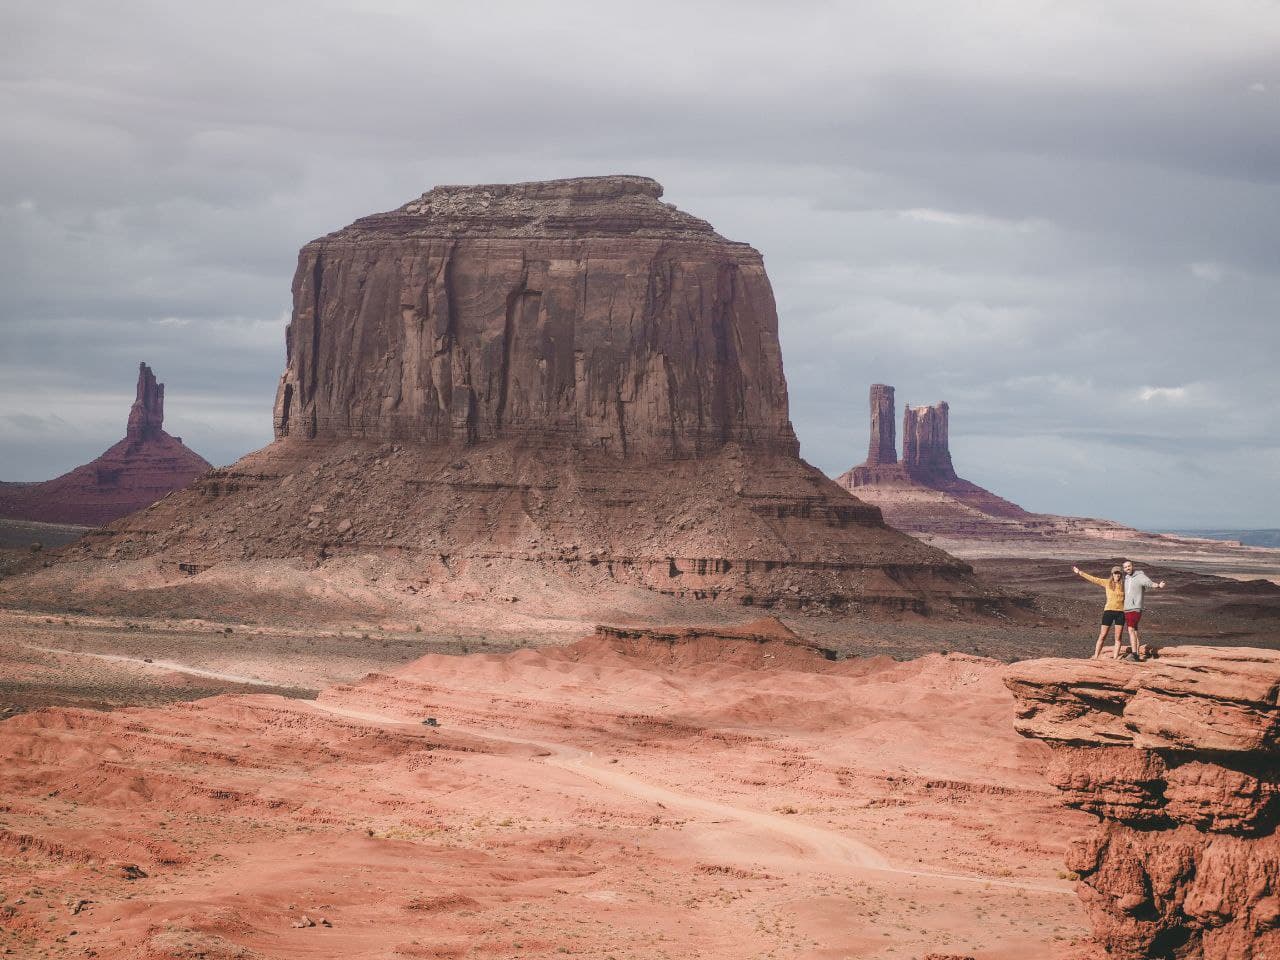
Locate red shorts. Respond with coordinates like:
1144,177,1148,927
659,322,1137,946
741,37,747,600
1125,611,1142,629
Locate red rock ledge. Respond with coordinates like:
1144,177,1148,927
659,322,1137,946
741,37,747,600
1006,647,1280,959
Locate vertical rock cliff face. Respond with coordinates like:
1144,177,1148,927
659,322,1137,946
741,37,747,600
867,384,897,466
1006,648,1280,960
843,383,905,487
0,363,212,527
273,175,797,459
902,402,957,485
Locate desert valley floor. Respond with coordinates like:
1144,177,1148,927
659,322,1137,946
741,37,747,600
1,526,1278,959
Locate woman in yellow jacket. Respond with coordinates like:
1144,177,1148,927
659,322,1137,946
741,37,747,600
1073,564,1126,658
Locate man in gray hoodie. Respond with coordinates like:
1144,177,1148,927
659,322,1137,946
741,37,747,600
1121,559,1166,659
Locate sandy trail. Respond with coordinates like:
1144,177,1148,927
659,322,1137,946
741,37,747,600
305,698,1069,895
19,642,281,687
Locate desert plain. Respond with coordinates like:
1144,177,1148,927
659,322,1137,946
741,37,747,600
2,527,1279,959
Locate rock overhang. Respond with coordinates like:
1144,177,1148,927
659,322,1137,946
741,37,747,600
1005,646,1280,753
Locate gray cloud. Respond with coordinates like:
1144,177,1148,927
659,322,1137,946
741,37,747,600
1,0,1277,528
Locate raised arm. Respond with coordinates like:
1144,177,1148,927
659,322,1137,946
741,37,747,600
1073,567,1107,587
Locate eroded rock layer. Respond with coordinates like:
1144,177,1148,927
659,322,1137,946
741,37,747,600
1006,647,1280,959
0,364,212,527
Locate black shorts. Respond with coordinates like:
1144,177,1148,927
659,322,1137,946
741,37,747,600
1101,610,1125,627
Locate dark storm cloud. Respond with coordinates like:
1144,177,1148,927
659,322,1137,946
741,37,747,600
2,0,1277,528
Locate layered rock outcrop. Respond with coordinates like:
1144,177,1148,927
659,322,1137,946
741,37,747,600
1006,647,1280,959
0,364,212,527
126,362,165,442
23,178,1008,619
867,383,897,467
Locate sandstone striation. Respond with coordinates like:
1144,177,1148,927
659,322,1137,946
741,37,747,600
1006,647,1280,959
0,364,212,527
15,178,1008,621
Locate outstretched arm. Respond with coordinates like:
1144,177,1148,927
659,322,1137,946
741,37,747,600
1073,567,1107,587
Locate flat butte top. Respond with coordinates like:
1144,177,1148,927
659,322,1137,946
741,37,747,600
316,175,741,244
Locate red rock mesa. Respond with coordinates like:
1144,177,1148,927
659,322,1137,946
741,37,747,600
40,178,1003,618
1007,648,1280,960
0,363,212,527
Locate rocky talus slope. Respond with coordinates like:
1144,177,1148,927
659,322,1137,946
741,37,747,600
0,363,211,527
1006,647,1280,959
9,177,1006,621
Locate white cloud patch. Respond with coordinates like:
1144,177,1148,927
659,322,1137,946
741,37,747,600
1138,385,1190,403
897,208,1042,233
1189,261,1227,282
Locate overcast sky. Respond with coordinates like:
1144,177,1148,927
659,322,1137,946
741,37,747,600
2,1,1277,529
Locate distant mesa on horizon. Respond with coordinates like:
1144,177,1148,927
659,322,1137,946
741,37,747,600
0,363,212,527
833,383,1217,548
836,383,1034,526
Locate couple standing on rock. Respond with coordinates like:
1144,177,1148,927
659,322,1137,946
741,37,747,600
1072,560,1167,660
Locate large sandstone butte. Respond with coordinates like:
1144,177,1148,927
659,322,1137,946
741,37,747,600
1006,648,1280,959
272,175,795,457
0,363,212,527
28,177,1003,622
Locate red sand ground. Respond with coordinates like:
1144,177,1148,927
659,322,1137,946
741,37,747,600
0,624,1097,960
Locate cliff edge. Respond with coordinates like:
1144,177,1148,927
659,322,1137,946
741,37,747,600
1006,647,1280,959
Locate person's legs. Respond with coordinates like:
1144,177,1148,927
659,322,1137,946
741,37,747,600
1094,624,1108,658
1111,624,1125,657
1124,611,1143,658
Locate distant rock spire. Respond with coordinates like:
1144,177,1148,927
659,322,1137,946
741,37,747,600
866,384,898,466
126,362,165,442
902,401,957,485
